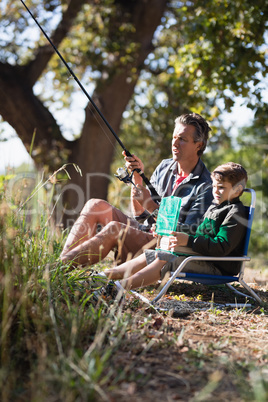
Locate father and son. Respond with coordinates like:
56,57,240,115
60,113,248,294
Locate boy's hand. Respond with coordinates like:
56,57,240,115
168,232,189,250
151,223,158,238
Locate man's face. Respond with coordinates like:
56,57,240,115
212,177,238,204
172,123,202,163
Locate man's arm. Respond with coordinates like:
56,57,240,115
132,185,159,213
123,151,158,218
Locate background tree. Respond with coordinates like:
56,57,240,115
233,108,268,256
0,0,267,225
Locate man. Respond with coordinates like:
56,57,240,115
60,113,213,266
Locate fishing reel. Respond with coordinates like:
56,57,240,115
115,166,137,187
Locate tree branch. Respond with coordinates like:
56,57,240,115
0,62,70,170
25,0,86,86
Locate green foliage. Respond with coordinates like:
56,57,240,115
0,172,134,400
0,0,60,62
1,1,267,128
203,112,268,257
0,174,15,191
120,0,268,163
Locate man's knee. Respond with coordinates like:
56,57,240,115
82,198,111,214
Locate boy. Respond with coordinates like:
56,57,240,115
97,162,248,293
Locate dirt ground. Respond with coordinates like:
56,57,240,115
102,267,268,401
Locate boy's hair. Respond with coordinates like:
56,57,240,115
175,113,211,156
211,162,248,190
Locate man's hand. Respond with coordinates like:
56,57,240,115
132,184,158,212
123,151,144,172
168,232,189,250
123,151,144,186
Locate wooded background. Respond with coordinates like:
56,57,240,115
0,0,267,254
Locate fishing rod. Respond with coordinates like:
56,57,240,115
20,0,160,201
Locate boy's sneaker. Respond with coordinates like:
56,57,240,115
93,280,125,302
79,271,108,289
90,271,109,288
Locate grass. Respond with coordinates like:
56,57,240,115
0,208,130,401
0,173,132,401
0,172,267,401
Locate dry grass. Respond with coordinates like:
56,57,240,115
100,265,268,401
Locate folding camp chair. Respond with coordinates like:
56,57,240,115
151,189,262,305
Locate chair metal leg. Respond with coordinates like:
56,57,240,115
226,283,254,300
239,279,263,304
151,257,191,304
226,262,262,304
226,282,262,304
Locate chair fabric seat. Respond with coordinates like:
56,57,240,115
175,272,239,285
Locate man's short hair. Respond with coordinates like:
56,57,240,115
211,162,248,190
175,113,211,156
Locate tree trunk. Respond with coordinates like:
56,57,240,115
0,0,168,227
59,67,145,226
60,0,168,226
0,63,67,171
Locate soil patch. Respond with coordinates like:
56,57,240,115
102,268,268,401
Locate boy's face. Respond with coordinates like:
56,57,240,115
212,177,239,204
